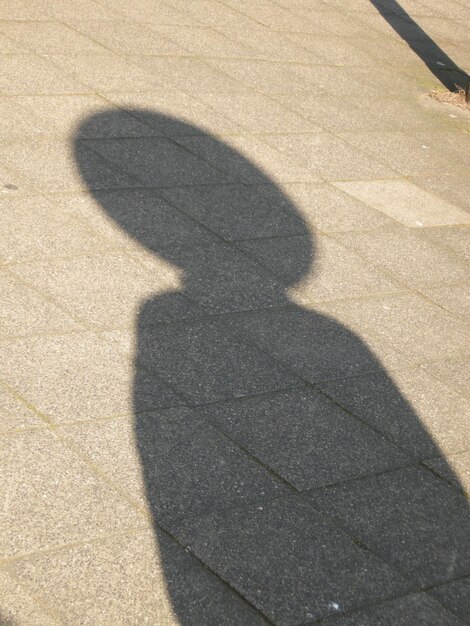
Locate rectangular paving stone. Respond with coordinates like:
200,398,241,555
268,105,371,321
150,23,258,57
309,467,470,587
48,53,166,93
200,388,411,490
226,307,411,385
104,90,245,137
430,578,470,625
420,284,470,321
0,332,181,423
135,316,301,404
412,175,470,214
207,58,327,94
130,56,249,94
152,242,287,314
161,184,305,241
282,183,395,232
70,19,186,55
333,179,470,227
239,234,400,302
332,226,470,289
0,271,79,338
274,93,396,133
62,407,287,522
174,134,317,183
83,136,229,187
424,226,470,261
421,359,470,399
321,293,470,363
287,32,377,66
12,252,178,330
85,189,218,252
319,368,470,459
0,55,86,94
0,384,45,434
192,91,317,133
16,94,160,139
0,429,144,557
262,132,397,181
425,451,470,496
320,592,465,625
0,139,140,193
170,494,412,625
339,132,466,177
0,97,53,140
7,530,269,626
0,195,113,263
0,570,61,626
0,21,108,54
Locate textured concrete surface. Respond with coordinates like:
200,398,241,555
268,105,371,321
0,0,469,624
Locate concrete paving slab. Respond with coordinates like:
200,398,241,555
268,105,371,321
319,367,470,458
319,592,465,625
240,234,400,302
0,429,144,557
340,131,467,177
0,570,62,626
333,179,470,227
0,271,79,338
0,55,86,95
48,54,166,93
149,23,259,58
0,195,113,263
7,530,269,626
286,33,378,66
101,91,246,136
421,359,470,399
0,332,181,423
11,252,177,329
430,578,470,625
421,284,470,321
0,384,45,434
320,293,470,363
0,21,108,54
15,94,161,139
424,226,470,261
333,226,470,289
82,136,230,187
70,19,186,55
413,175,470,212
0,139,139,193
134,316,301,404
226,307,412,384
171,494,412,625
0,98,53,140
193,92,318,134
425,451,470,496
282,183,395,232
175,134,317,183
161,184,305,241
200,387,411,490
262,132,397,181
129,56,250,95
59,408,287,521
309,467,470,587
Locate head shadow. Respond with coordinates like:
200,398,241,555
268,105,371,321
72,109,470,625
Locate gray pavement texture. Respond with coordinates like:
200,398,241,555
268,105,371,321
0,0,469,624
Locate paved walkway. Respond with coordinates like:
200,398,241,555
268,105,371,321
0,0,469,624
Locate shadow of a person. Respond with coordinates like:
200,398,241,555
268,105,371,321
74,110,470,625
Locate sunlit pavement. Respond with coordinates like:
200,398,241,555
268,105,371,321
0,1,469,624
